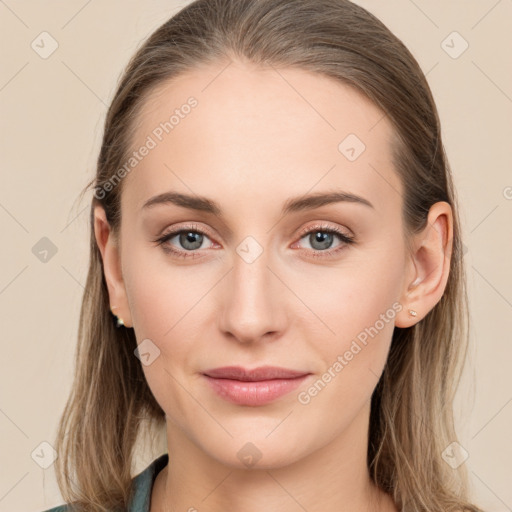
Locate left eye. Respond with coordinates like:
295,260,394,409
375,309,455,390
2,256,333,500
296,228,355,252
301,230,339,251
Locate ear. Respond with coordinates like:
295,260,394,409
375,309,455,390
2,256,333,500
93,204,133,328
395,201,454,328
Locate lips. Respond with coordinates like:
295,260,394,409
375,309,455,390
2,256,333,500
204,366,309,381
202,366,311,406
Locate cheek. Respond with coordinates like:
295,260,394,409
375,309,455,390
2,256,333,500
123,254,209,425
123,240,210,339
298,252,403,337
295,246,405,387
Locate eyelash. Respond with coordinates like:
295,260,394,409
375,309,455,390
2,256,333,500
154,223,356,260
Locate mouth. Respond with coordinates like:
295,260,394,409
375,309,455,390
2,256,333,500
202,366,311,406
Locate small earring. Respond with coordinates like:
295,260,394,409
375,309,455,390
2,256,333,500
409,309,417,317
110,306,125,328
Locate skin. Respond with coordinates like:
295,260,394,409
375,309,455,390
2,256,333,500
94,58,453,512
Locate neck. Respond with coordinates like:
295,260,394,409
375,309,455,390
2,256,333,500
151,401,397,512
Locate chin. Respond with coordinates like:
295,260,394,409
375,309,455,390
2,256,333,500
196,431,312,471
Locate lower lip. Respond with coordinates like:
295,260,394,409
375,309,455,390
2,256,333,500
203,375,309,406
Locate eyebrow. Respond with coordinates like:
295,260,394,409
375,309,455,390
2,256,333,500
141,190,374,216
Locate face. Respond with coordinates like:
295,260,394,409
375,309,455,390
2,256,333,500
104,59,414,469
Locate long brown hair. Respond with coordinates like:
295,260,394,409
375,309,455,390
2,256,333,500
54,1,483,510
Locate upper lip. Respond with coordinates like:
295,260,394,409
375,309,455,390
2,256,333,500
203,366,310,381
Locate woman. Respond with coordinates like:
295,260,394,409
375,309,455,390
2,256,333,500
43,0,485,510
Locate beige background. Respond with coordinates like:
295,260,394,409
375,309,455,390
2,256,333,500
0,1,511,510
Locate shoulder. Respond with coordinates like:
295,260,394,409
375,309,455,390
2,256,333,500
39,453,169,512
129,453,169,510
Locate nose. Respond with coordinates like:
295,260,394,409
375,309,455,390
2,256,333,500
218,244,287,344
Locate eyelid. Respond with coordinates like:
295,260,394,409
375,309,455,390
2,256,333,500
158,222,216,241
295,222,353,240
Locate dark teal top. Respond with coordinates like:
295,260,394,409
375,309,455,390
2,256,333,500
41,453,169,512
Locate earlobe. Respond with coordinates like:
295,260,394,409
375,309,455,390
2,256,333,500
93,204,133,328
395,201,453,328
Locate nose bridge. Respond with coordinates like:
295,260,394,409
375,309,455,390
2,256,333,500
218,239,285,343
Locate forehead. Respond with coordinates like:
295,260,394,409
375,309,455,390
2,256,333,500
122,60,402,217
